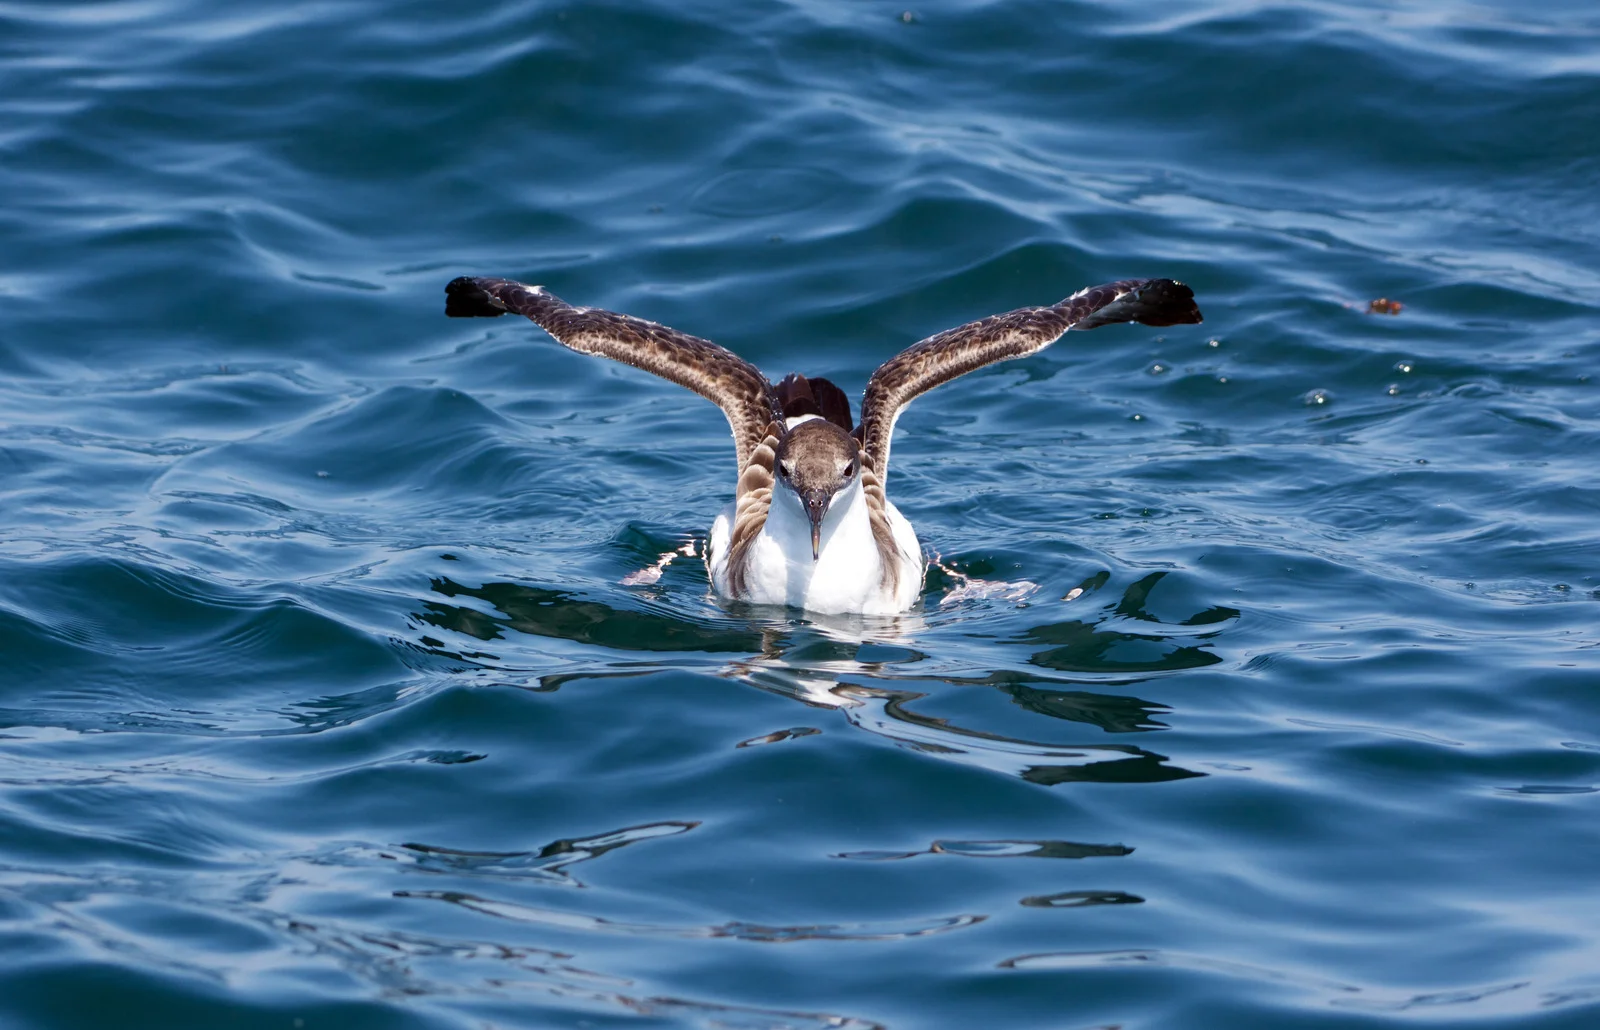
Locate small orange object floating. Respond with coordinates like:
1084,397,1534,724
1367,298,1404,315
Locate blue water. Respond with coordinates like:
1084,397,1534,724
3,1,1599,1027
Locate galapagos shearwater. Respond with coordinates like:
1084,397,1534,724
444,276,1202,614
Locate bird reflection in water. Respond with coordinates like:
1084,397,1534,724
754,678,1204,785
409,568,1231,787
385,568,1236,1020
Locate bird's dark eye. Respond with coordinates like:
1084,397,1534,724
842,465,855,479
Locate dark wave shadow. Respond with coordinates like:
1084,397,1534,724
837,683,1204,785
995,677,1171,734
416,576,766,653
1021,572,1235,673
385,820,700,888
744,653,1180,731
284,916,887,1029
397,888,982,944
1019,753,1202,786
838,839,1133,861
1021,889,1144,907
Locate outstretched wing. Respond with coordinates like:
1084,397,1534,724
445,277,781,493
856,278,1202,491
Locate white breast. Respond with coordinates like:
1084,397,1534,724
707,472,923,615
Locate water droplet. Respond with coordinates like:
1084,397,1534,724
1129,413,1145,421
315,470,330,478
1386,384,1401,396
1415,458,1428,464
1555,583,1571,592
900,9,915,22
1395,360,1414,373
1217,376,1228,384
1207,338,1221,348
1302,389,1331,406
1147,361,1167,375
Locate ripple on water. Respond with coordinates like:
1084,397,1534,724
0,556,412,735
688,167,851,219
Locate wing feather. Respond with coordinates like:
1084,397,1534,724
857,278,1201,491
445,276,781,494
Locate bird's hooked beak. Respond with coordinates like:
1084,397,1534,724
802,490,831,560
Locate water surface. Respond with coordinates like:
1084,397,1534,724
3,1,1599,1027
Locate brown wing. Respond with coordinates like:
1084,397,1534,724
856,278,1202,492
721,421,783,596
445,276,781,492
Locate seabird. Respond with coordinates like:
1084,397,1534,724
444,275,1202,614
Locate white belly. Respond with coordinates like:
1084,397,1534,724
707,484,923,615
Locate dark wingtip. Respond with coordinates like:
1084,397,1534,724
444,276,507,318
1132,279,1203,326
1072,278,1203,330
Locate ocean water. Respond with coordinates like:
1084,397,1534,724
3,1,1599,1027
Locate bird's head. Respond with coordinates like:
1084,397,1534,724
773,419,861,560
